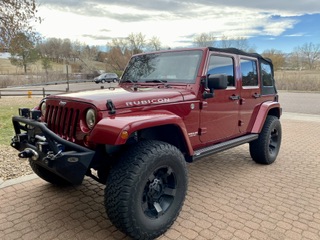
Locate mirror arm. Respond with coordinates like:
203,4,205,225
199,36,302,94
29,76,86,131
203,88,214,99
201,75,214,99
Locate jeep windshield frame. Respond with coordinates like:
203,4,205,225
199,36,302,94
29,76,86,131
121,50,203,84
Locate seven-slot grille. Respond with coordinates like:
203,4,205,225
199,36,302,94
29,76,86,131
44,102,80,142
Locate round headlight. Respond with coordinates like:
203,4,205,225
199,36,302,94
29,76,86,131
40,101,46,116
86,108,96,129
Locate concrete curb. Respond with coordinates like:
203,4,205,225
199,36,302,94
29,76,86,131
282,112,320,122
0,174,38,189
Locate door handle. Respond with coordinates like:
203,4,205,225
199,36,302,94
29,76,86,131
252,93,261,98
229,95,240,101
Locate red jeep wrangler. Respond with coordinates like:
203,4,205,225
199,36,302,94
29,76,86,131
11,47,281,239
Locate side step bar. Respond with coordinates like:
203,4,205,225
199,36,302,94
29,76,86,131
193,134,258,161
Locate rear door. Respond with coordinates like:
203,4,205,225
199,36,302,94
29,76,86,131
238,57,264,133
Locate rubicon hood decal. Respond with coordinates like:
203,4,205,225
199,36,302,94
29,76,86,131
125,98,170,107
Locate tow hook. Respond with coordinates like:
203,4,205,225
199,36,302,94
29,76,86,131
18,148,39,161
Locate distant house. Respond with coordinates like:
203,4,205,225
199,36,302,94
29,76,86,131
0,52,11,59
0,47,10,59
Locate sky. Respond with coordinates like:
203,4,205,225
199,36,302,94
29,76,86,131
35,0,320,53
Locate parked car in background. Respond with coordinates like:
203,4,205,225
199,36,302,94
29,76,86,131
94,73,118,83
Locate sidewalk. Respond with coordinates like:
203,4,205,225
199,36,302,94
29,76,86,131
1,114,320,240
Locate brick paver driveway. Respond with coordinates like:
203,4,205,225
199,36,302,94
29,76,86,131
1,92,320,240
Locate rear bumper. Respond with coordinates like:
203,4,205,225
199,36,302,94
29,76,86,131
11,115,94,185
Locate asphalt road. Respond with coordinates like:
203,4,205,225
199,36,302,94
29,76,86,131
279,91,320,115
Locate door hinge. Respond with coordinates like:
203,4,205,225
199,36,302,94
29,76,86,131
198,127,207,135
200,101,208,109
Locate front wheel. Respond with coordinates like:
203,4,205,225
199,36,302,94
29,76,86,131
249,115,282,164
105,140,188,239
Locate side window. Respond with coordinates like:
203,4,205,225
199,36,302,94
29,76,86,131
207,55,235,87
240,59,258,87
261,62,273,86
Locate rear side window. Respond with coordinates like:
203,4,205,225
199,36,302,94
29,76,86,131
207,55,235,87
240,59,258,87
261,62,273,86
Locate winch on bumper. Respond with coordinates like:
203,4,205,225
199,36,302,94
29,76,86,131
11,108,95,185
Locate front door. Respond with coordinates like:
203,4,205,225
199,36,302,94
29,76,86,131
199,53,241,144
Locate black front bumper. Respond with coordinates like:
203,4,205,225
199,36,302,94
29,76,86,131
11,115,94,185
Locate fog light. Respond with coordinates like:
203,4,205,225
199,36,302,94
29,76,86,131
67,157,79,163
31,110,41,120
19,108,30,118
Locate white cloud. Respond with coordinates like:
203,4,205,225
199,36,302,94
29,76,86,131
285,33,305,37
262,19,297,36
34,1,317,48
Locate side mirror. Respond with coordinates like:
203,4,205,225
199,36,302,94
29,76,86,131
208,74,228,90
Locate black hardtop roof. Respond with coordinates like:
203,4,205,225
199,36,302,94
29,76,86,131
208,47,272,64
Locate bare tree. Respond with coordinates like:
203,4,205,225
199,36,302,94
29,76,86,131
40,38,63,63
295,42,320,70
219,35,255,52
148,36,162,51
262,49,286,71
106,47,131,72
108,38,129,54
60,38,72,60
128,32,147,54
0,0,41,49
41,56,52,82
194,33,216,47
286,51,302,70
78,45,100,73
105,33,162,72
38,38,75,63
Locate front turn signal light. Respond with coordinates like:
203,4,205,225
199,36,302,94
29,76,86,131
120,131,129,140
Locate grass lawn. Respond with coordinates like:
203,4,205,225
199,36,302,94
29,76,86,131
0,97,41,145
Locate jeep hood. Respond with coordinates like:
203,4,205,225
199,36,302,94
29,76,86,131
48,87,195,111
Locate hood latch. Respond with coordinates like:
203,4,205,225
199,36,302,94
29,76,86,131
106,99,116,114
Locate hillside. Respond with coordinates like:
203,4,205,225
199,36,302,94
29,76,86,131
0,58,64,75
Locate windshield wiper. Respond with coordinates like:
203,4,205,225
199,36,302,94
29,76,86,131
122,79,137,84
145,79,171,88
121,79,139,90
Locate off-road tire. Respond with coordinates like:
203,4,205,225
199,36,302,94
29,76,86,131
105,140,188,239
249,115,282,164
29,160,71,185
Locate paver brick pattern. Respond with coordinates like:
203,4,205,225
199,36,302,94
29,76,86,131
1,118,320,240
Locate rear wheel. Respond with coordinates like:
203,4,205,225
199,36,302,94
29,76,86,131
250,115,282,164
105,140,188,239
29,160,71,185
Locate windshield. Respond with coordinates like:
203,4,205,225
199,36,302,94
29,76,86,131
121,50,203,84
